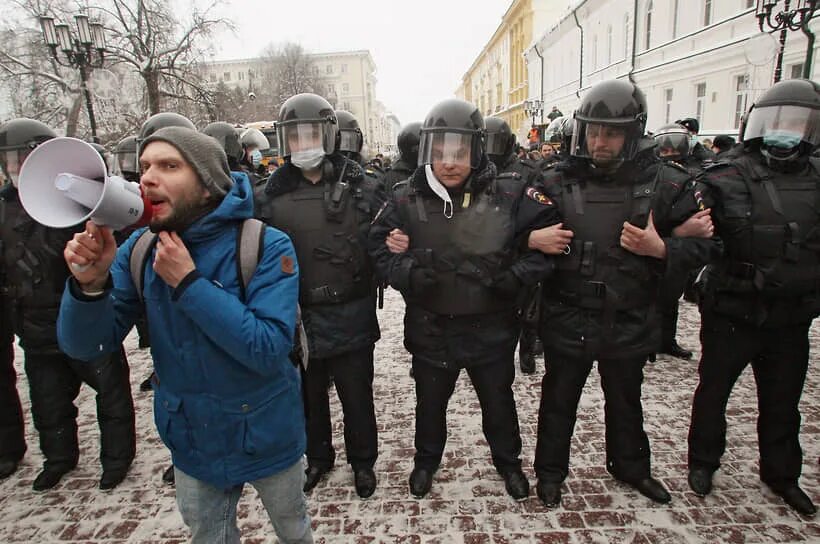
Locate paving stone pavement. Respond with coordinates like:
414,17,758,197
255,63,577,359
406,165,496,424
1,289,818,543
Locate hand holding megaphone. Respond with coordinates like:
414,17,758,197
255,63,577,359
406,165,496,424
64,220,118,291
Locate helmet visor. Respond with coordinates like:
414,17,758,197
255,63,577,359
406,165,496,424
240,128,270,152
115,150,138,175
571,120,636,164
743,104,820,147
278,121,334,157
485,132,509,155
338,129,363,153
419,131,474,168
0,149,30,187
654,132,689,160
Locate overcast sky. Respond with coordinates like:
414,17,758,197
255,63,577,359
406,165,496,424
211,0,514,126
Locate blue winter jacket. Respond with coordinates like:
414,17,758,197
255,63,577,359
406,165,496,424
57,173,306,489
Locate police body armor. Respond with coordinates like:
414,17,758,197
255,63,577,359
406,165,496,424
262,166,376,307
396,172,526,316
0,186,75,353
710,155,820,299
545,168,658,314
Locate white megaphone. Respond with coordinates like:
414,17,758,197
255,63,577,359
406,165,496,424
18,137,152,231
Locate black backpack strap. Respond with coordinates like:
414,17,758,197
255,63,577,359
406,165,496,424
129,229,158,304
236,218,265,302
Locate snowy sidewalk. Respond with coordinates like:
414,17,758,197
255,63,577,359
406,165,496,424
1,289,818,543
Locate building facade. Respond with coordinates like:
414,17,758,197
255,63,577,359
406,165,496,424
199,50,398,156
525,0,819,140
455,0,567,143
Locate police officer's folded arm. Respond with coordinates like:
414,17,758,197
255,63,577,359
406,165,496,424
366,200,415,291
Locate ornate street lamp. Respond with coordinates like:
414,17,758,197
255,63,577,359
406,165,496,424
755,0,818,82
523,99,543,129
39,13,107,142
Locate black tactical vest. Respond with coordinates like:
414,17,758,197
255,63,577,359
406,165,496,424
545,167,659,311
396,172,525,316
715,155,820,296
262,176,374,306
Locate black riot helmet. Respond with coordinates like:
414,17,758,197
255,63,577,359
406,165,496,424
653,123,690,161
571,79,648,165
0,118,57,187
113,135,138,181
545,116,565,146
137,112,195,152
418,98,485,169
202,122,244,166
741,79,820,161
276,93,338,158
87,141,111,173
397,121,421,164
334,110,363,154
484,116,515,161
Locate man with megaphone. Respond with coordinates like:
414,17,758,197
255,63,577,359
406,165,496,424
0,118,136,491
56,127,314,543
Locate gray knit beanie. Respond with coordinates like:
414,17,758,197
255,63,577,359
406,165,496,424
141,126,234,197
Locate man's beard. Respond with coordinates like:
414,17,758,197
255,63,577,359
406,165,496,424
149,196,215,233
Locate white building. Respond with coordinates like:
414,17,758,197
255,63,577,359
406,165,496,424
199,50,397,154
525,0,819,139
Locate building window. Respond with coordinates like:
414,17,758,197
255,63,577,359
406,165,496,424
312,65,319,75
645,1,653,50
606,25,613,65
326,65,333,74
223,72,231,82
496,83,503,107
591,34,598,70
703,0,712,26
734,74,749,129
695,82,707,124
238,71,244,81
672,0,679,39
343,101,350,111
790,63,805,79
209,73,217,83
746,0,754,7
342,82,349,93
665,88,673,123
341,64,347,73
624,14,630,58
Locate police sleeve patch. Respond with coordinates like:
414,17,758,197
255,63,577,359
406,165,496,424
526,187,552,205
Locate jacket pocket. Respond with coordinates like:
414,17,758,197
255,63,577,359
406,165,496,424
221,384,303,458
154,388,193,455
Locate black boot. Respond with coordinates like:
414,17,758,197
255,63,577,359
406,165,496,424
409,466,434,498
33,464,75,492
161,464,175,485
304,465,330,492
688,467,713,497
623,477,671,504
771,484,817,516
100,466,130,490
501,469,529,501
353,467,377,498
660,340,693,360
0,459,19,480
536,480,562,507
139,372,154,392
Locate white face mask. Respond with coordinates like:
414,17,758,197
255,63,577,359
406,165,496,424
425,164,454,219
290,148,325,170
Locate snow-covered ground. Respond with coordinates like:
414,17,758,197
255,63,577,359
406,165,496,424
0,289,818,543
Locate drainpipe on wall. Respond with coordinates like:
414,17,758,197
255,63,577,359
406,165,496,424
533,43,544,124
629,0,638,83
573,8,583,98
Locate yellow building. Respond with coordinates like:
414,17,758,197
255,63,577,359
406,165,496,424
456,0,565,143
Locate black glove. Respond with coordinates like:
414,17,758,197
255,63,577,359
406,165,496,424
409,267,438,295
490,270,522,297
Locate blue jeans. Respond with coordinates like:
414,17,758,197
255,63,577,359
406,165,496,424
175,459,313,543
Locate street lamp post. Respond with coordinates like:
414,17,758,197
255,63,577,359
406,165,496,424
755,0,818,82
39,14,107,142
523,99,543,141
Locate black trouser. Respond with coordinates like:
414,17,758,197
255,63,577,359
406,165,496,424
412,353,522,474
688,312,809,489
24,350,135,472
518,324,539,370
304,345,378,471
659,268,690,347
0,332,25,463
534,352,651,483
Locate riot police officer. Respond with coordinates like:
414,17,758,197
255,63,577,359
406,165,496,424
334,110,384,189
368,98,560,501
113,135,139,183
528,80,720,507
256,94,383,499
485,116,543,375
0,118,136,491
677,118,717,162
687,79,820,516
383,122,421,195
202,122,245,171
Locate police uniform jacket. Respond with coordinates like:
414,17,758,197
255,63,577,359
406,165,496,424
368,156,560,369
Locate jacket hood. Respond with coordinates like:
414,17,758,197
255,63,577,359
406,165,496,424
180,171,253,245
